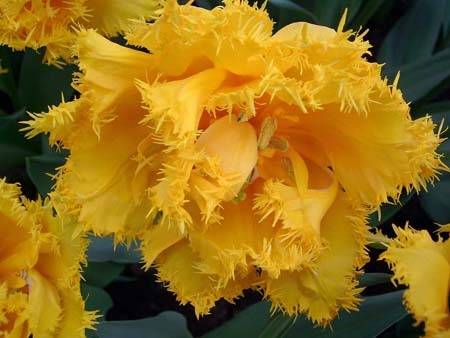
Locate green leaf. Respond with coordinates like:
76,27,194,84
378,0,445,77
96,312,193,338
268,0,316,30
203,302,271,338
25,155,65,196
81,283,113,317
87,236,142,264
0,110,40,170
393,315,423,338
18,49,74,112
313,0,362,28
398,47,450,102
419,172,450,224
285,291,406,338
368,192,414,227
204,292,405,338
358,273,392,287
0,47,21,107
83,262,124,288
348,0,385,29
258,313,295,338
443,1,450,39
257,272,395,338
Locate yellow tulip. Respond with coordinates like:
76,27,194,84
382,226,450,338
0,179,96,338
0,0,161,66
24,0,446,322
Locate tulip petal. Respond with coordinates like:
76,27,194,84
263,191,368,324
156,240,254,317
28,270,62,337
382,227,450,336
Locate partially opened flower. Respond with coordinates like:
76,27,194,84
0,0,161,66
381,226,450,338
0,179,96,338
24,0,445,322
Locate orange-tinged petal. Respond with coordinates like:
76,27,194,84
189,115,258,220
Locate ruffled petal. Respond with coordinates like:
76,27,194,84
75,29,158,130
24,200,87,289
156,240,255,317
278,98,445,208
263,191,368,324
126,0,271,77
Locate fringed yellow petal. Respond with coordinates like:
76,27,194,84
86,0,162,37
22,99,85,147
25,200,87,289
75,29,158,130
126,0,271,76
263,191,368,324
189,196,264,285
0,0,160,65
0,0,86,65
156,240,254,317
54,288,98,338
76,163,151,241
254,150,338,272
138,68,227,147
0,180,39,283
28,270,62,337
0,284,29,338
381,227,450,337
279,95,445,208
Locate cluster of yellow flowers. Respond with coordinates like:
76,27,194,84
0,0,449,337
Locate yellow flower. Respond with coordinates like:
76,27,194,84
0,179,96,338
24,0,445,322
381,226,450,338
0,0,161,66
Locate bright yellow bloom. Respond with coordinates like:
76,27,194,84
0,0,161,66
0,179,96,338
24,0,445,322
381,226,450,338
